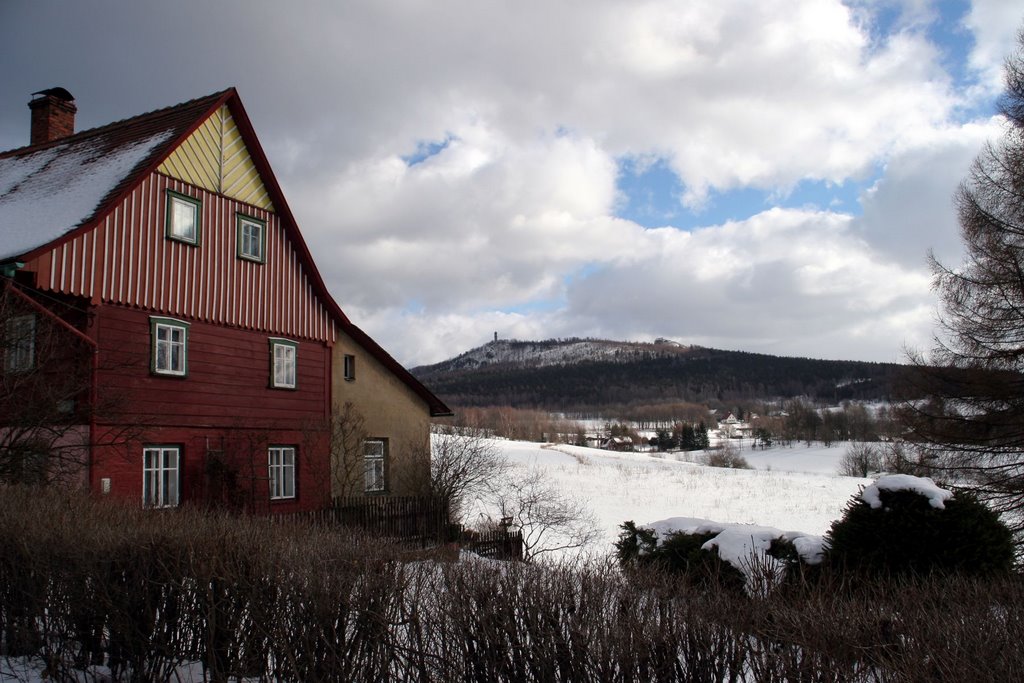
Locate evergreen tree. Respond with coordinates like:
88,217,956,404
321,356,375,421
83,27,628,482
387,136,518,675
901,32,1024,542
697,422,710,449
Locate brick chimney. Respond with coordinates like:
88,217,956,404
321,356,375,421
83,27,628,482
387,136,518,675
28,87,77,145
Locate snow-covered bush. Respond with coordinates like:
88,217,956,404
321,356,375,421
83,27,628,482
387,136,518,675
615,518,825,592
826,474,1014,577
615,520,746,590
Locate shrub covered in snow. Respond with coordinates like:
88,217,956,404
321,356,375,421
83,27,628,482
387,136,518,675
615,518,825,592
826,474,1014,577
615,520,746,590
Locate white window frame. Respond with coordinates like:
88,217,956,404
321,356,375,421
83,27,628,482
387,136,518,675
268,446,296,500
4,313,35,373
237,214,266,262
143,446,180,508
343,354,356,381
270,338,297,389
166,191,201,245
151,317,189,376
364,439,386,493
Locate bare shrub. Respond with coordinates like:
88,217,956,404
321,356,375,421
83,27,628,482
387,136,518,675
3,484,1024,681
700,442,751,469
429,425,509,521
486,466,600,563
838,442,882,477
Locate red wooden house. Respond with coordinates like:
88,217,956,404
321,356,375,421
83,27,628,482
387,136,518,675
0,88,450,512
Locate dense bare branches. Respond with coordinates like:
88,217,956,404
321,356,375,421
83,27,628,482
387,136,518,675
0,283,142,486
323,401,369,498
3,486,1024,681
491,466,600,562
428,426,510,520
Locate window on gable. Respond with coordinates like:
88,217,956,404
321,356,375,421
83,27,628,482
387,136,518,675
270,338,297,389
237,214,266,263
268,446,296,500
364,438,386,493
143,445,180,508
166,191,201,245
150,317,189,376
4,313,35,373
343,354,356,381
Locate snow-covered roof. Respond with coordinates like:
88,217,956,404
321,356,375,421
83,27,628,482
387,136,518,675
0,90,229,262
0,132,173,261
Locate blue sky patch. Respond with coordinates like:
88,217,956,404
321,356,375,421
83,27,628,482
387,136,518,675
615,156,879,230
402,136,454,166
614,157,685,228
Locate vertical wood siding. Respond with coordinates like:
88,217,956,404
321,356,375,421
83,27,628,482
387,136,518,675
32,172,335,343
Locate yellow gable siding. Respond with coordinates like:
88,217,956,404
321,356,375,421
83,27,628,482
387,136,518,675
157,105,275,211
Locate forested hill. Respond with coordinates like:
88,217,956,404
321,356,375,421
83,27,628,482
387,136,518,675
410,338,908,411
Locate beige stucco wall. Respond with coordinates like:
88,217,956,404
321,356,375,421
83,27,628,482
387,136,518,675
330,332,433,498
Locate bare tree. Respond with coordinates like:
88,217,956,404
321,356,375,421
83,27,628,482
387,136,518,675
0,282,142,486
490,466,599,563
899,31,1024,541
838,443,882,478
428,425,509,520
323,402,369,498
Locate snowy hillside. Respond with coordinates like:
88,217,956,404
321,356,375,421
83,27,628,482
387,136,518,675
422,337,690,371
467,438,868,561
412,338,905,409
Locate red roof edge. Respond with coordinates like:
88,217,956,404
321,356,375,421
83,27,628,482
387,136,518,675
219,93,349,328
339,317,454,417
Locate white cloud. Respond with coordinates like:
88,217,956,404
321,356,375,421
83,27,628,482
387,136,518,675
964,0,1023,93
368,207,936,366
556,209,932,359
2,0,1019,368
293,120,635,313
853,117,1004,268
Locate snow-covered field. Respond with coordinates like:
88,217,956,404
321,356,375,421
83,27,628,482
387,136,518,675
480,439,869,557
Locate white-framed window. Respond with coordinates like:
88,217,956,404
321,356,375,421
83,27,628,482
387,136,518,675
270,338,297,389
343,354,356,381
151,317,189,376
268,446,296,500
166,191,201,244
4,313,35,373
143,446,180,508
364,439,386,493
237,214,266,262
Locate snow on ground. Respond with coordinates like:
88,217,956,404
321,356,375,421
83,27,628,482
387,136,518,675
728,440,854,475
479,439,869,557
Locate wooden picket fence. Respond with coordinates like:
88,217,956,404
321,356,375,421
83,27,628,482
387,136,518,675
278,495,524,559
283,496,451,546
463,527,524,561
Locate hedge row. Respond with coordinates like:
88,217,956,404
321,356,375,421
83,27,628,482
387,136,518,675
1,486,1023,682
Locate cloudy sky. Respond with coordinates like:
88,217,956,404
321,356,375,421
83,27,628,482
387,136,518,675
1,0,1021,367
